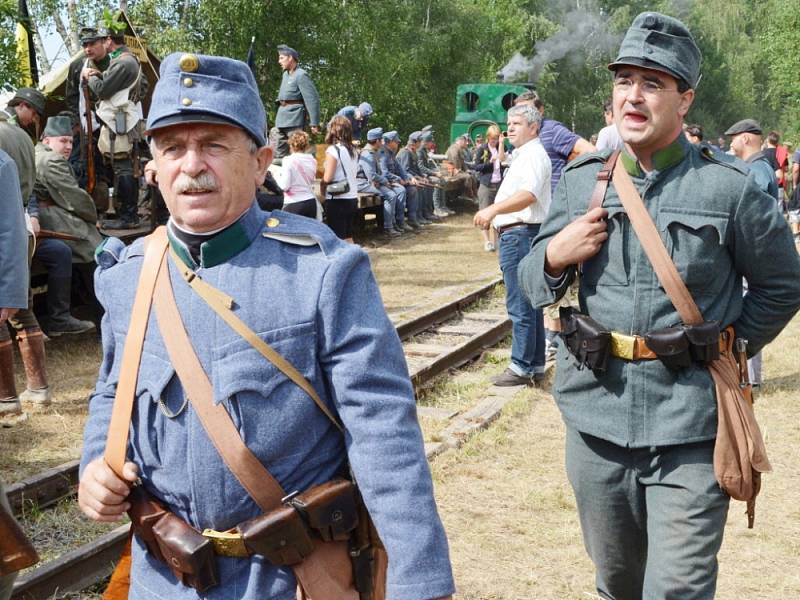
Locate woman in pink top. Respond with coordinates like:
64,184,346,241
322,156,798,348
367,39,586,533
276,130,321,220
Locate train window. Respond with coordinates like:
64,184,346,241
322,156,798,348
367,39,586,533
463,92,479,112
501,93,517,110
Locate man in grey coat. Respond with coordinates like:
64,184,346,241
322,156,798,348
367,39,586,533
271,45,321,159
520,12,800,598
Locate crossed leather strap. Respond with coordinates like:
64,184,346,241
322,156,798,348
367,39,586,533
104,227,357,598
589,151,771,527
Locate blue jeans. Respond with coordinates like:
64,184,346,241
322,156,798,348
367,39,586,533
498,224,544,376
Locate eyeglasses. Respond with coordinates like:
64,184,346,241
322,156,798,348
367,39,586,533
613,77,678,96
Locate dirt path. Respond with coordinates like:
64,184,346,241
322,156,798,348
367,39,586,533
432,315,800,599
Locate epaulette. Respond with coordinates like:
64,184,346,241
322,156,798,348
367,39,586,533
94,236,128,270
260,211,340,257
698,145,749,175
564,149,614,172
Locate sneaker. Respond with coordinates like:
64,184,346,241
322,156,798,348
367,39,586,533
417,218,432,225
444,208,456,215
433,209,450,218
491,368,535,387
484,241,495,252
425,213,442,221
0,398,22,416
401,223,415,233
20,386,52,407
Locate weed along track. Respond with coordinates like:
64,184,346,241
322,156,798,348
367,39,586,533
10,278,512,599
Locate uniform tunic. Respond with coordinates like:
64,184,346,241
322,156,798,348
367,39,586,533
275,68,320,129
81,203,454,599
0,150,29,310
34,143,102,263
520,136,800,448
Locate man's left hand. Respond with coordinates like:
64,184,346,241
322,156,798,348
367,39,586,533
474,205,496,230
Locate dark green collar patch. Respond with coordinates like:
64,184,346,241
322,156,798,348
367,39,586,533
621,135,687,177
167,219,252,269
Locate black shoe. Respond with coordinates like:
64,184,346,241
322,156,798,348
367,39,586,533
49,316,95,337
383,229,402,238
491,368,535,387
102,217,140,230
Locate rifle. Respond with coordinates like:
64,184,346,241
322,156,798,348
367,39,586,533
82,81,96,195
38,229,84,242
0,501,39,576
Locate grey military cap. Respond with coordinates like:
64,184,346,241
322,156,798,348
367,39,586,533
724,119,763,137
277,44,299,60
43,116,73,137
8,87,46,116
79,27,102,44
608,12,701,88
382,130,400,143
367,127,384,142
408,131,422,143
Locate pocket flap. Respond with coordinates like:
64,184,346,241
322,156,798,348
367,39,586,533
658,208,728,245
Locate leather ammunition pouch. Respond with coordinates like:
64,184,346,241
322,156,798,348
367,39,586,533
645,321,720,370
289,479,360,543
559,306,612,372
238,505,315,566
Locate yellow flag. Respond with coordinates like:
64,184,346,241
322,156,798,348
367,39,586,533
16,0,38,86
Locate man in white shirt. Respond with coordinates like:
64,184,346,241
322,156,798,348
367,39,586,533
596,98,624,152
474,104,552,386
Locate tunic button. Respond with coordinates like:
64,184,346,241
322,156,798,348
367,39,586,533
183,77,193,87
266,217,280,228
182,98,192,106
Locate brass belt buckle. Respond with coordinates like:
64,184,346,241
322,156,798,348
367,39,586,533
610,332,635,360
202,528,249,558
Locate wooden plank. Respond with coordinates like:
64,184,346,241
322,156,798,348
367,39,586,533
403,343,448,357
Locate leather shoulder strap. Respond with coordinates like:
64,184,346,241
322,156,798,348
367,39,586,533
105,227,169,477
152,259,286,512
168,248,344,432
587,151,620,212
611,160,704,325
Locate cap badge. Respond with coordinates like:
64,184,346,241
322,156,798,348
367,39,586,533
178,53,199,73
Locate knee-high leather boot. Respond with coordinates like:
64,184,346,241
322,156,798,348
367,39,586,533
0,340,22,417
16,329,51,406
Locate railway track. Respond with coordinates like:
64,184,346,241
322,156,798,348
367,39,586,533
11,277,509,599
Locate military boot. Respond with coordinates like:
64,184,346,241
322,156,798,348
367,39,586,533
0,340,22,418
102,175,140,230
17,329,51,407
46,276,95,337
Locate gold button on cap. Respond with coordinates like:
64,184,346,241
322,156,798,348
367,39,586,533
266,218,280,228
178,53,199,73
183,77,193,87
181,98,192,106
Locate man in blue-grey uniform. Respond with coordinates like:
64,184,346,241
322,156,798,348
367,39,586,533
271,45,321,159
336,102,373,142
357,127,408,238
520,12,800,599
77,52,455,600
397,131,438,223
381,130,423,230
0,148,31,595
416,131,450,217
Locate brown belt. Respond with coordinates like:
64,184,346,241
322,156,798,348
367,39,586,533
496,222,537,235
279,99,304,106
609,331,728,361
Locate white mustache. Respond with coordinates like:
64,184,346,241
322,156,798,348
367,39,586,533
173,172,219,194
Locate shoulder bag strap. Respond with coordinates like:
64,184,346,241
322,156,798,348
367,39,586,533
152,258,286,511
587,151,621,211
105,226,169,478
610,160,704,326
167,247,344,432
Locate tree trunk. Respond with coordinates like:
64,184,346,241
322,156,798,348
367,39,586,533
66,0,80,55
54,11,78,57
29,19,51,73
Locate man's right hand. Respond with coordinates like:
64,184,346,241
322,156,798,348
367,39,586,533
78,457,139,522
544,207,609,276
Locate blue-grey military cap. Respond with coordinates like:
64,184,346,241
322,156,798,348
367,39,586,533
79,27,102,44
146,52,267,147
382,130,400,143
277,44,299,60
421,125,433,133
608,12,701,88
408,131,422,143
358,102,373,117
421,131,433,142
367,127,384,141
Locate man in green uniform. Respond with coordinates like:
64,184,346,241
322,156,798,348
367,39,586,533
1,87,45,142
84,26,144,230
34,116,102,335
520,12,800,598
271,44,320,159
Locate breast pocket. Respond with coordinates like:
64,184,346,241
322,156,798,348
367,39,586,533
658,208,729,297
580,204,630,287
